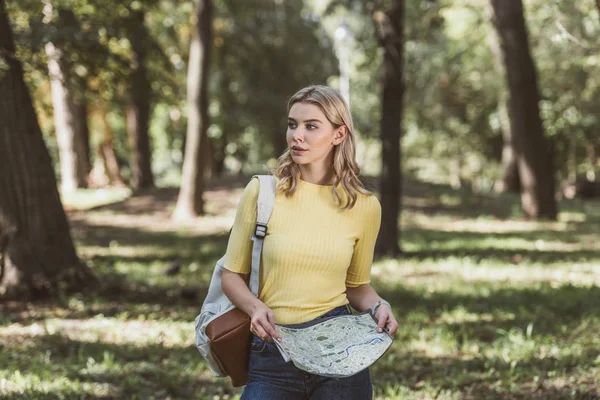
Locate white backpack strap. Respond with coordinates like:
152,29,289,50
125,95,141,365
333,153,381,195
249,175,276,296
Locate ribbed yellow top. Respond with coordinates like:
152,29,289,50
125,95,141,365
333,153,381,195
224,176,382,324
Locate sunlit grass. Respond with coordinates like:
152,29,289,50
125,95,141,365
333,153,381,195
372,258,600,286
60,187,132,210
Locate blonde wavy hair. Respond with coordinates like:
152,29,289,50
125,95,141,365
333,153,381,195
272,85,372,211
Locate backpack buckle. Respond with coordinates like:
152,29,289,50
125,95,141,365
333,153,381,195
254,223,267,239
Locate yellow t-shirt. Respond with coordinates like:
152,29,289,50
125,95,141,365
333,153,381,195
223,176,382,324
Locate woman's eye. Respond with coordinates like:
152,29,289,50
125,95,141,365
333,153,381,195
287,122,296,129
307,124,317,130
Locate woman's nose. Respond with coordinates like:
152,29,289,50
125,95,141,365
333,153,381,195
292,129,304,142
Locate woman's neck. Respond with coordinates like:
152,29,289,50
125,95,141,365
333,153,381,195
298,165,335,186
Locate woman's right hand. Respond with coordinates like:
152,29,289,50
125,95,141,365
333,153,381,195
221,269,281,342
249,301,281,343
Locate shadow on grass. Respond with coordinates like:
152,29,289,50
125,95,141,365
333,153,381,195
396,223,599,263
380,283,600,337
81,175,252,215
4,321,597,400
2,282,599,399
404,226,597,245
403,193,517,220
373,351,599,400
400,248,600,263
1,333,231,400
399,176,600,223
73,224,229,256
370,284,600,398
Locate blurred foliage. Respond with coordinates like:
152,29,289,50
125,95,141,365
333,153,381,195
211,0,337,170
6,0,336,184
527,0,600,179
4,0,600,188
323,0,599,189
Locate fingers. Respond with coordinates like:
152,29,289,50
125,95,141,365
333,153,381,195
375,308,388,333
375,308,399,335
262,322,279,342
376,315,387,333
251,322,268,341
250,308,280,342
266,312,281,341
386,319,399,336
252,321,279,342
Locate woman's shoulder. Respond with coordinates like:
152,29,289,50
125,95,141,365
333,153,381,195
239,176,261,203
354,190,381,215
243,174,279,197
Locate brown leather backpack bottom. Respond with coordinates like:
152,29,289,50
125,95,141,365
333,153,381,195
205,308,251,387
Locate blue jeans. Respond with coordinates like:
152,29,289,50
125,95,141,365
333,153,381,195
241,305,373,400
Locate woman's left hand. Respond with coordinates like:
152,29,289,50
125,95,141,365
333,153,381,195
375,305,399,336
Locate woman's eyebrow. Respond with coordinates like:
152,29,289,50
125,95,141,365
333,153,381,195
287,117,323,124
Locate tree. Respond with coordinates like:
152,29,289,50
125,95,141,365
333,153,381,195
486,10,520,193
44,5,91,192
125,10,154,190
324,0,406,256
88,104,127,187
0,0,93,298
209,40,233,178
174,0,212,218
490,0,557,219
373,0,404,256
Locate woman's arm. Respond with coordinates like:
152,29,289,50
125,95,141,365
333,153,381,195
345,284,380,312
221,269,281,342
218,177,281,342
346,283,399,335
221,269,253,314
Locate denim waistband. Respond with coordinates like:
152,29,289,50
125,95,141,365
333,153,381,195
279,304,352,329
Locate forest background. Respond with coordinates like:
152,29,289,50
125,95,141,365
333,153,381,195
1,0,599,399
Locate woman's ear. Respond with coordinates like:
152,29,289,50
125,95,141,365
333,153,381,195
333,125,348,145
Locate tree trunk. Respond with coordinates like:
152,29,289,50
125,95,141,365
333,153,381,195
44,8,90,192
490,0,557,220
271,120,287,158
174,0,212,219
90,106,126,187
211,43,232,178
449,157,462,190
211,136,226,177
587,142,596,182
204,136,214,180
497,97,521,192
486,6,520,194
0,1,94,298
126,11,154,190
101,110,127,187
568,133,577,182
373,0,404,257
73,91,92,177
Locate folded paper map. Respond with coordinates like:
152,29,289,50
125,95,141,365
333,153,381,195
273,312,393,378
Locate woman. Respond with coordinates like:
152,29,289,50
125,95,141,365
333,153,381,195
221,85,399,399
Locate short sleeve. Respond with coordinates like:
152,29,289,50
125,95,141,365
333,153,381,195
345,195,382,287
223,177,260,274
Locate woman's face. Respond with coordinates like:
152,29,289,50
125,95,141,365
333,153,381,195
286,102,345,166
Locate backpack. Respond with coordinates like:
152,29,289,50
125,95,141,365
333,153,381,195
194,175,276,383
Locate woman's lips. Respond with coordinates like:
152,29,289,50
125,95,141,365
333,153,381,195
292,148,307,155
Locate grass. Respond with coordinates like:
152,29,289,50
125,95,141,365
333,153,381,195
1,176,599,399
60,188,132,211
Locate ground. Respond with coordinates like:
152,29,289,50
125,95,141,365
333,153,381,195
1,175,599,399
